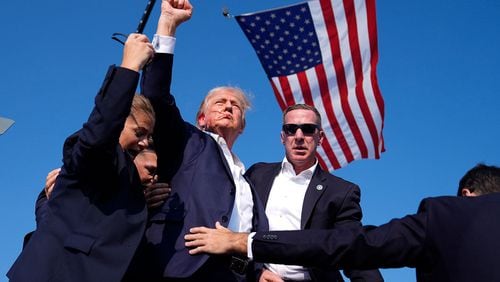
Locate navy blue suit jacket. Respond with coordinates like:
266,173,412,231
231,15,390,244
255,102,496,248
252,192,500,282
246,162,382,282
7,66,147,282
140,54,268,279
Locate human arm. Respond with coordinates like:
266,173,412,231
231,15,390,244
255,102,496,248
251,213,426,270
184,221,249,255
140,0,193,183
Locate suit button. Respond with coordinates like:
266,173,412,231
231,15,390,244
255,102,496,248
221,216,229,223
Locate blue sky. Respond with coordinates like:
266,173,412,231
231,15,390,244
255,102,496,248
1,0,499,281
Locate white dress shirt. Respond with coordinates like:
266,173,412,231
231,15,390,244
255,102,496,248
264,157,317,280
206,132,254,232
152,34,176,54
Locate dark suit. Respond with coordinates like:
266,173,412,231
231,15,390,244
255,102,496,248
138,54,268,280
7,66,147,282
252,192,500,282
246,162,382,282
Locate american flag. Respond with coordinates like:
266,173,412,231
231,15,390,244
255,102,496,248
236,0,384,171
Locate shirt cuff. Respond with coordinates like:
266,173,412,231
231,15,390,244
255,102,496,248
247,232,256,260
153,34,176,54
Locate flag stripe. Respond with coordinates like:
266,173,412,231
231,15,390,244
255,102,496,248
314,64,355,163
319,0,369,159
366,0,385,153
344,0,381,158
278,76,296,106
270,79,287,110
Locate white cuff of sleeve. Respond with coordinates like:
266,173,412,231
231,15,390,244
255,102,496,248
152,34,176,54
247,232,256,260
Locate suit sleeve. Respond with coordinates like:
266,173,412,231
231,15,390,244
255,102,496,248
141,53,186,182
334,185,384,281
252,207,428,270
63,66,139,178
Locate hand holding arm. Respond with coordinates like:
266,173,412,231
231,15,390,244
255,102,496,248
184,221,249,255
44,168,61,199
144,182,171,209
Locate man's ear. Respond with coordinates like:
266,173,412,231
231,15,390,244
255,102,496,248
461,188,478,197
318,130,325,146
197,113,206,129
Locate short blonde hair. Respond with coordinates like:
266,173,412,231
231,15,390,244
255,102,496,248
130,95,155,128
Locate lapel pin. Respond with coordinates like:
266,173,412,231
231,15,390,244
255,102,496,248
316,184,324,191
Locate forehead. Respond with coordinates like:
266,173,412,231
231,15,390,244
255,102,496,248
135,150,157,162
207,89,242,105
284,109,318,123
131,111,154,129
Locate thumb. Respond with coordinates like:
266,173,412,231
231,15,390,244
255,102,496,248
215,221,224,229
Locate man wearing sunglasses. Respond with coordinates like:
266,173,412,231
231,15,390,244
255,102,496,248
241,104,382,281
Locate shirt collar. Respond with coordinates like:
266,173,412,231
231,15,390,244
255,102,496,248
280,157,317,179
205,131,245,172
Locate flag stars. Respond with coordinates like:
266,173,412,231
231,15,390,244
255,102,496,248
237,3,321,77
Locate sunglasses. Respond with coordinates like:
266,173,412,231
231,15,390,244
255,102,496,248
282,123,319,135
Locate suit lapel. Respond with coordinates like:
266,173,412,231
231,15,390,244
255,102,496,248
212,136,236,184
259,164,282,207
300,166,328,229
